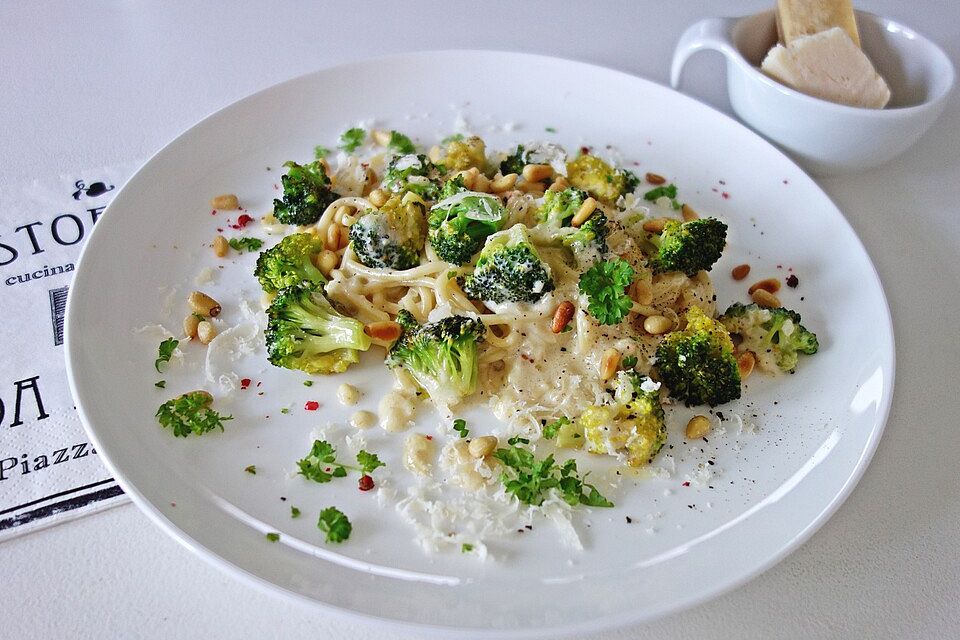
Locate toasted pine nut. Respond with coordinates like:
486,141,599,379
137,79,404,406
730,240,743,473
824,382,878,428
737,351,756,379
751,288,781,308
189,291,221,317
551,301,575,334
468,435,498,459
731,264,751,281
645,172,666,185
368,188,388,208
681,203,699,221
473,174,491,193
325,224,343,251
685,415,711,440
371,129,391,146
570,197,598,227
489,173,518,193
642,218,669,233
333,205,352,225
364,320,402,342
631,279,653,305
210,194,239,210
643,315,673,335
519,180,545,195
428,145,443,163
600,348,620,381
522,163,553,183
748,278,781,294
317,249,339,276
183,314,201,339
547,176,569,192
197,320,217,345
212,235,229,257
179,390,213,405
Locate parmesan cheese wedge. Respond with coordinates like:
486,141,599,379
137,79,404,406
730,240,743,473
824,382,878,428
776,0,860,48
761,27,891,108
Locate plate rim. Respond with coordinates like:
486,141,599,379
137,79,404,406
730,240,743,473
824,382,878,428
64,48,896,637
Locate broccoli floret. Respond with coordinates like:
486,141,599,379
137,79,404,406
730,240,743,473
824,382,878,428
656,306,741,406
254,233,327,293
580,371,666,466
428,178,508,265
385,309,486,406
460,224,555,304
273,160,339,225
349,193,427,270
443,136,487,172
720,302,819,373
647,218,727,276
566,154,628,204
561,211,609,266
381,154,441,200
537,187,589,227
265,283,371,374
499,144,526,176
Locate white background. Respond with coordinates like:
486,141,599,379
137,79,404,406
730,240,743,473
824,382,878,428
1,1,958,638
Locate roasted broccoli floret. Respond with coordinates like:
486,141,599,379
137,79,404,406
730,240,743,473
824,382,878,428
273,160,339,225
655,306,741,406
566,154,628,204
460,224,555,304
561,211,609,266
647,218,727,276
499,144,526,175
537,187,589,227
265,283,371,374
381,154,441,200
443,135,487,172
428,178,508,265
385,309,486,406
720,302,819,373
349,193,427,270
254,233,327,293
580,371,667,466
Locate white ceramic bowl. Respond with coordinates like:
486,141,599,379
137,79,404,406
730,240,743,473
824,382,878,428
671,10,954,175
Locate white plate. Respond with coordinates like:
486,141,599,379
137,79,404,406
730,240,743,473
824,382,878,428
66,51,894,636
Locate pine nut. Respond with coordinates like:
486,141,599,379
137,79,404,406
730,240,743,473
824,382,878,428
642,218,669,233
428,145,443,163
212,235,229,257
751,288,781,308
519,180,545,195
570,197,598,227
197,320,217,345
643,315,673,335
473,174,491,193
183,314,201,339
371,129,391,146
324,224,341,251
364,321,402,342
551,301,575,333
645,172,666,185
631,279,653,305
748,278,781,294
368,188,388,208
731,264,751,280
600,348,621,381
468,435,498,459
681,203,699,221
547,176,569,192
189,291,221,317
489,173,518,193
522,163,553,183
333,205,352,225
737,351,756,379
685,415,711,439
317,249,339,276
210,194,239,210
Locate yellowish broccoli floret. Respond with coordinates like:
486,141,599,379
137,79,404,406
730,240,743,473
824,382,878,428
444,136,487,172
566,154,625,204
579,373,666,466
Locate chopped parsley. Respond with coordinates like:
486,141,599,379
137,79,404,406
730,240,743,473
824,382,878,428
290,506,301,518
244,465,257,475
621,169,640,193
578,258,635,325
461,543,474,553
155,338,178,372
280,407,290,414
296,440,386,483
313,145,330,159
356,450,385,474
228,237,264,252
644,183,681,210
266,532,280,542
621,355,638,369
318,506,351,543
441,133,464,144
303,380,313,387
545,126,557,133
542,417,570,440
507,435,530,446
154,380,166,389
453,418,469,438
155,391,232,438
493,444,614,508
388,130,416,154
339,127,366,152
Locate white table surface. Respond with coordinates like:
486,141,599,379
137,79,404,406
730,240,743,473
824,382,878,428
2,1,958,638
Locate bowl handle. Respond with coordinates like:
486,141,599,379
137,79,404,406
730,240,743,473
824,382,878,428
670,17,739,89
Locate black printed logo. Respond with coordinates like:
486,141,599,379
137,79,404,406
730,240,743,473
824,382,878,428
72,180,114,200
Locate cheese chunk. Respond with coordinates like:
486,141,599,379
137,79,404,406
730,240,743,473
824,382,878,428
776,0,860,48
761,27,891,108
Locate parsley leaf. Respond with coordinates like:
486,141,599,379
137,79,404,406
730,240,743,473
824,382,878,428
154,380,166,389
155,338,179,372
296,440,348,483
318,506,352,543
507,435,529,446
542,417,570,440
441,133,464,144
644,183,681,209
621,355,638,369
244,465,256,475
314,145,330,159
388,130,416,154
356,450,385,474
266,532,280,542
545,126,557,133
461,543,474,553
578,259,635,325
453,418,469,438
493,444,614,508
339,127,366,152
228,237,263,253
155,391,232,437
291,506,301,518
303,380,313,387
